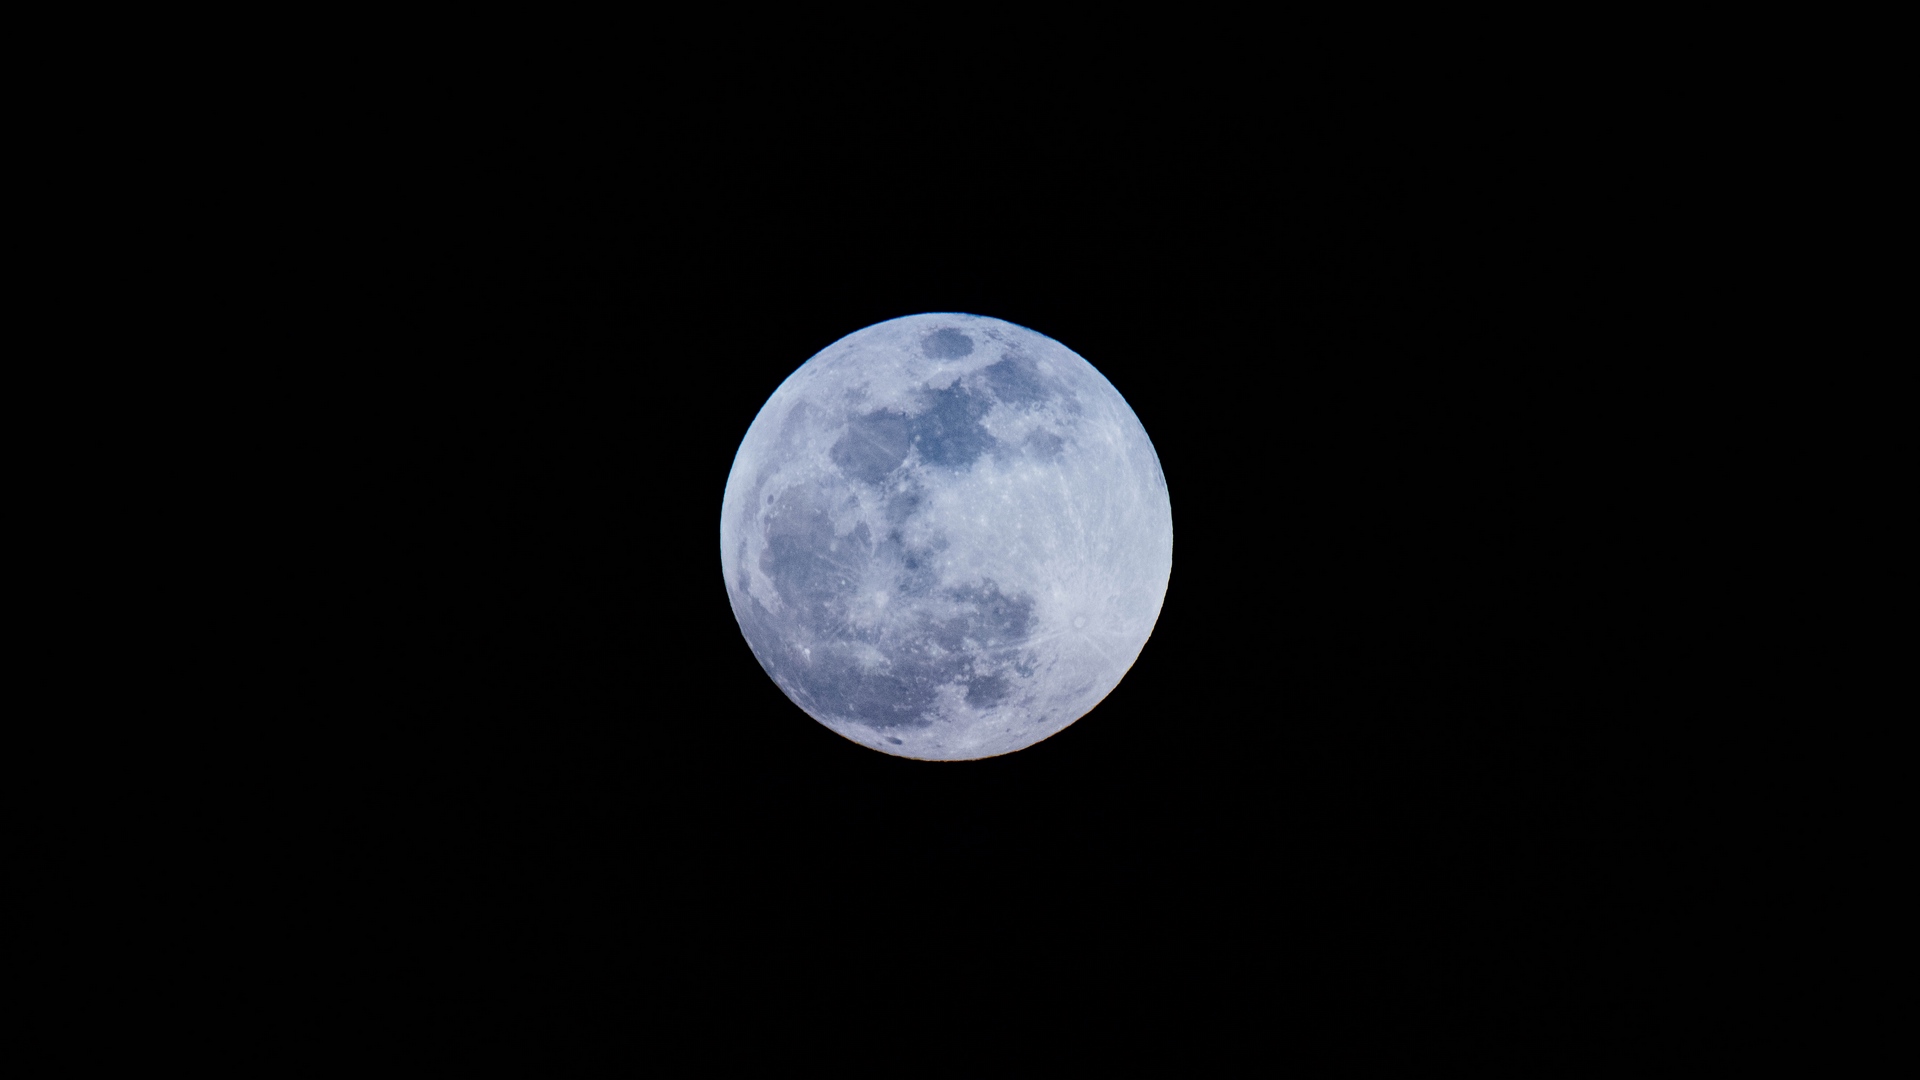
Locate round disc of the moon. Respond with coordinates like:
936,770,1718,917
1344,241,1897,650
721,313,1172,760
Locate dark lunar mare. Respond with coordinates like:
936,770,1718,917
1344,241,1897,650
921,328,975,360
884,479,925,527
884,526,941,599
744,490,1040,731
1022,429,1066,459
981,353,1057,407
830,410,911,485
925,580,1035,653
909,384,997,469
829,355,1074,492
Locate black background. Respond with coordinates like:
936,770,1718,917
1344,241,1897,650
324,81,1693,1064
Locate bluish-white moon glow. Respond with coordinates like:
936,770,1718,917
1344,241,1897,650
720,314,1172,760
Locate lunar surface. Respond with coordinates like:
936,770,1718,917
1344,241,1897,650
720,313,1172,760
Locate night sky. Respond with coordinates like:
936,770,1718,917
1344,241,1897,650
326,91,1692,1064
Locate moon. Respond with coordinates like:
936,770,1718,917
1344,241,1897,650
720,313,1172,760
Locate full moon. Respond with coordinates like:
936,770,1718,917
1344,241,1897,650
720,313,1172,760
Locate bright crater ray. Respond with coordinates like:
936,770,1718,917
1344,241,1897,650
720,314,1172,760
